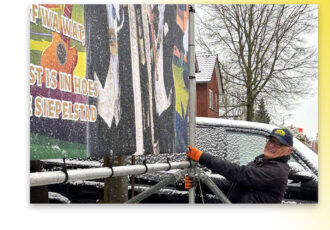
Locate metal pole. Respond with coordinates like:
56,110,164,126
197,169,231,203
30,161,191,187
131,155,135,198
188,4,196,204
125,169,187,203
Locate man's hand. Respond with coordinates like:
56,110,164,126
186,145,203,162
184,176,196,190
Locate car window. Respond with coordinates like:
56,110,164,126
226,131,267,165
223,130,300,165
197,126,299,166
196,126,267,165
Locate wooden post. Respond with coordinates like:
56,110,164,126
30,160,49,203
101,155,129,203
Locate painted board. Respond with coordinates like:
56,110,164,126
30,4,189,159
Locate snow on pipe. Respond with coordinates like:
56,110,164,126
197,169,232,203
125,169,187,204
30,161,191,187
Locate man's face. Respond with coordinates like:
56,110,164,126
264,137,293,159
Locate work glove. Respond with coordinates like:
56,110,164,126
184,175,197,190
186,145,203,162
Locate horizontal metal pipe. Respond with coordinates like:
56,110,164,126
30,161,191,187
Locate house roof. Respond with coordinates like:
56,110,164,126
195,53,224,94
195,54,217,83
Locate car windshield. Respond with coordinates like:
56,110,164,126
197,126,298,166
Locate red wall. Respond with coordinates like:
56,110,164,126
196,70,219,118
196,84,208,117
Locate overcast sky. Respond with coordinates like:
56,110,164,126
283,25,318,139
285,82,318,139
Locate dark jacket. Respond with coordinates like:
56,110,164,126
199,153,290,203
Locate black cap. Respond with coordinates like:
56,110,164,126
267,128,293,147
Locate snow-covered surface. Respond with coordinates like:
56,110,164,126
281,200,298,204
69,180,105,188
195,54,217,83
288,162,313,178
134,153,186,165
48,192,71,203
197,117,278,132
41,159,102,168
291,137,318,175
130,185,188,196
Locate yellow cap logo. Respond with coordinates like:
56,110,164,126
275,129,286,136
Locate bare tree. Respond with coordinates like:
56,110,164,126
219,76,247,120
196,4,317,121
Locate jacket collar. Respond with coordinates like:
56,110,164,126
255,154,290,163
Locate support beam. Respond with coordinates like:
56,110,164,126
197,169,231,203
125,169,187,203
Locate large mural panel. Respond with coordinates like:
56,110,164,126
30,4,189,159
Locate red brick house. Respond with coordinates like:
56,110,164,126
195,54,224,118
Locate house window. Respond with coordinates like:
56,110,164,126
215,93,217,111
209,89,213,110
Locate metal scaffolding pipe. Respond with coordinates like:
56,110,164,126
188,5,196,148
125,169,187,203
197,170,232,203
30,161,191,187
188,4,196,204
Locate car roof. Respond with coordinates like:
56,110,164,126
196,117,278,132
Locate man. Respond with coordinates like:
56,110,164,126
185,128,294,203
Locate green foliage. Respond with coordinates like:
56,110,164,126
254,99,271,124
